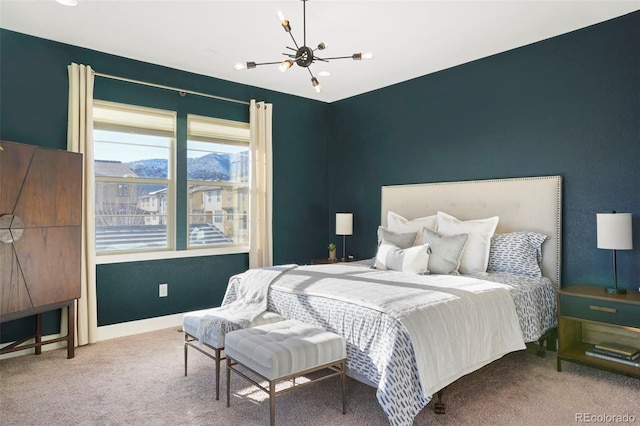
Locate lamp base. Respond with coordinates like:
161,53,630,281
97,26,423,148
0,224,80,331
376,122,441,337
605,287,626,295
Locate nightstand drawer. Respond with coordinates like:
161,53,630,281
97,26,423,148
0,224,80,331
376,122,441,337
560,294,640,328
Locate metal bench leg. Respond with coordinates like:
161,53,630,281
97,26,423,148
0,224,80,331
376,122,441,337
226,356,232,408
184,336,188,377
270,380,276,426
341,360,346,414
215,348,221,400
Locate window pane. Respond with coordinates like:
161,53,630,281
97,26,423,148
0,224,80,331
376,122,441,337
95,182,169,251
187,141,249,182
188,185,248,246
95,129,171,179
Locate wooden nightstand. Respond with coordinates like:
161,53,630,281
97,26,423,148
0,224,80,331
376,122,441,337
311,257,359,265
557,284,640,378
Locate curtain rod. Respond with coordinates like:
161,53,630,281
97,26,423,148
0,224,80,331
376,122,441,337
92,71,250,106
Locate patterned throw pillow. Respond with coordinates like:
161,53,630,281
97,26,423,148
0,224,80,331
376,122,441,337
487,232,547,277
377,226,417,249
375,242,431,274
420,228,468,275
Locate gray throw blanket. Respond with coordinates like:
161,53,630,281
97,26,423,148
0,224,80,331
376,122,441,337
195,264,296,346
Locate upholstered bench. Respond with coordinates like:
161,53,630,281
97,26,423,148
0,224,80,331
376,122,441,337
225,319,347,426
183,308,283,400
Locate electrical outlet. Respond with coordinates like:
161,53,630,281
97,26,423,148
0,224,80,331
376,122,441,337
159,283,168,297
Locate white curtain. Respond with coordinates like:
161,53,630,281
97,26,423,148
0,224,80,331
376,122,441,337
67,63,98,345
249,100,273,268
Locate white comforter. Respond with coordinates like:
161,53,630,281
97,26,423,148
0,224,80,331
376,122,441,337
260,264,526,398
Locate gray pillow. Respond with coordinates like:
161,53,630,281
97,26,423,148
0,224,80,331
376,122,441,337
420,228,468,274
377,226,417,249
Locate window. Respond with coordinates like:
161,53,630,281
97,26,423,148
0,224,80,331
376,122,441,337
93,101,175,253
92,103,251,255
187,114,250,248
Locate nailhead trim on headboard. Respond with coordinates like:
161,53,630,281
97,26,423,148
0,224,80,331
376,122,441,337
381,175,562,289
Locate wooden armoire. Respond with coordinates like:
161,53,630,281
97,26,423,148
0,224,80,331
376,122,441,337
0,140,82,358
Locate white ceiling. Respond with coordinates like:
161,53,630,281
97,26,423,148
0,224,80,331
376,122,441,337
1,1,638,102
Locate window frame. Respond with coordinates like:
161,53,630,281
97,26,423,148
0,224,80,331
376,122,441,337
91,101,253,262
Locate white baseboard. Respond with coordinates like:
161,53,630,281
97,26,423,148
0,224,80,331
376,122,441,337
0,313,185,360
95,313,184,341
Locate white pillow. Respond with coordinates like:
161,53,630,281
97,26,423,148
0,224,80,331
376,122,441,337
387,211,437,242
375,242,431,274
436,211,499,274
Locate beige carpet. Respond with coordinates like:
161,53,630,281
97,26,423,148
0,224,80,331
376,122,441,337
1,327,638,426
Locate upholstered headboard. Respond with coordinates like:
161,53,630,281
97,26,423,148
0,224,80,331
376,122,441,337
381,176,562,288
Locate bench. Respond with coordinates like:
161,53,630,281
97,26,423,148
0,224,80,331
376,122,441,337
182,308,283,400
225,319,347,426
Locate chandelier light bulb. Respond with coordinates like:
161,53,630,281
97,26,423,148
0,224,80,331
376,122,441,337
55,0,78,5
277,11,291,32
311,77,322,93
235,62,257,71
279,60,293,72
317,42,327,50
362,52,374,60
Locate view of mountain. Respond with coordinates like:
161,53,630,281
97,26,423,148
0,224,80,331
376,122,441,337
126,153,231,181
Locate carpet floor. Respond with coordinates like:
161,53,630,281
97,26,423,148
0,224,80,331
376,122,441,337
1,327,638,425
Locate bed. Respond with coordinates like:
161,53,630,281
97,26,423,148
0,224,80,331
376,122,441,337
221,176,562,426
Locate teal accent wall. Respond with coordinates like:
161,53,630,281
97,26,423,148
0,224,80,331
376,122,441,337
1,11,638,342
328,12,639,291
0,29,330,338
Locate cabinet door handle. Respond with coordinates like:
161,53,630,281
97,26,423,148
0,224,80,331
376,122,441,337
589,305,617,313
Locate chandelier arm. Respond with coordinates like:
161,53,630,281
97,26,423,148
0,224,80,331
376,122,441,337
253,60,290,66
288,31,300,50
317,55,356,61
306,67,315,79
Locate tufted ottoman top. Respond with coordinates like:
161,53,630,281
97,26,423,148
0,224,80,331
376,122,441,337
225,319,346,380
183,309,283,348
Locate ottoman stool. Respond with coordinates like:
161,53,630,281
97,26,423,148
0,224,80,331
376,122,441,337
225,319,347,426
183,308,283,400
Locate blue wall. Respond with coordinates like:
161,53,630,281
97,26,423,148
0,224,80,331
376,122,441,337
328,11,639,291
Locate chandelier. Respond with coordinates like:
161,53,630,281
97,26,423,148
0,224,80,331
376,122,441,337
234,0,372,94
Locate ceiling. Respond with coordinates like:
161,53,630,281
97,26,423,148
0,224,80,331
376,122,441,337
1,1,638,102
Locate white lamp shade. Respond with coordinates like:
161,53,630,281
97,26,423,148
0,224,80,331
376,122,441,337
597,213,633,250
336,213,353,236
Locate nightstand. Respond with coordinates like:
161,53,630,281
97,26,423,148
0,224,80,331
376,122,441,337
557,284,640,378
311,257,359,265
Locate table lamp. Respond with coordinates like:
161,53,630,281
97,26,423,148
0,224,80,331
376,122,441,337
335,213,353,261
597,211,633,294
